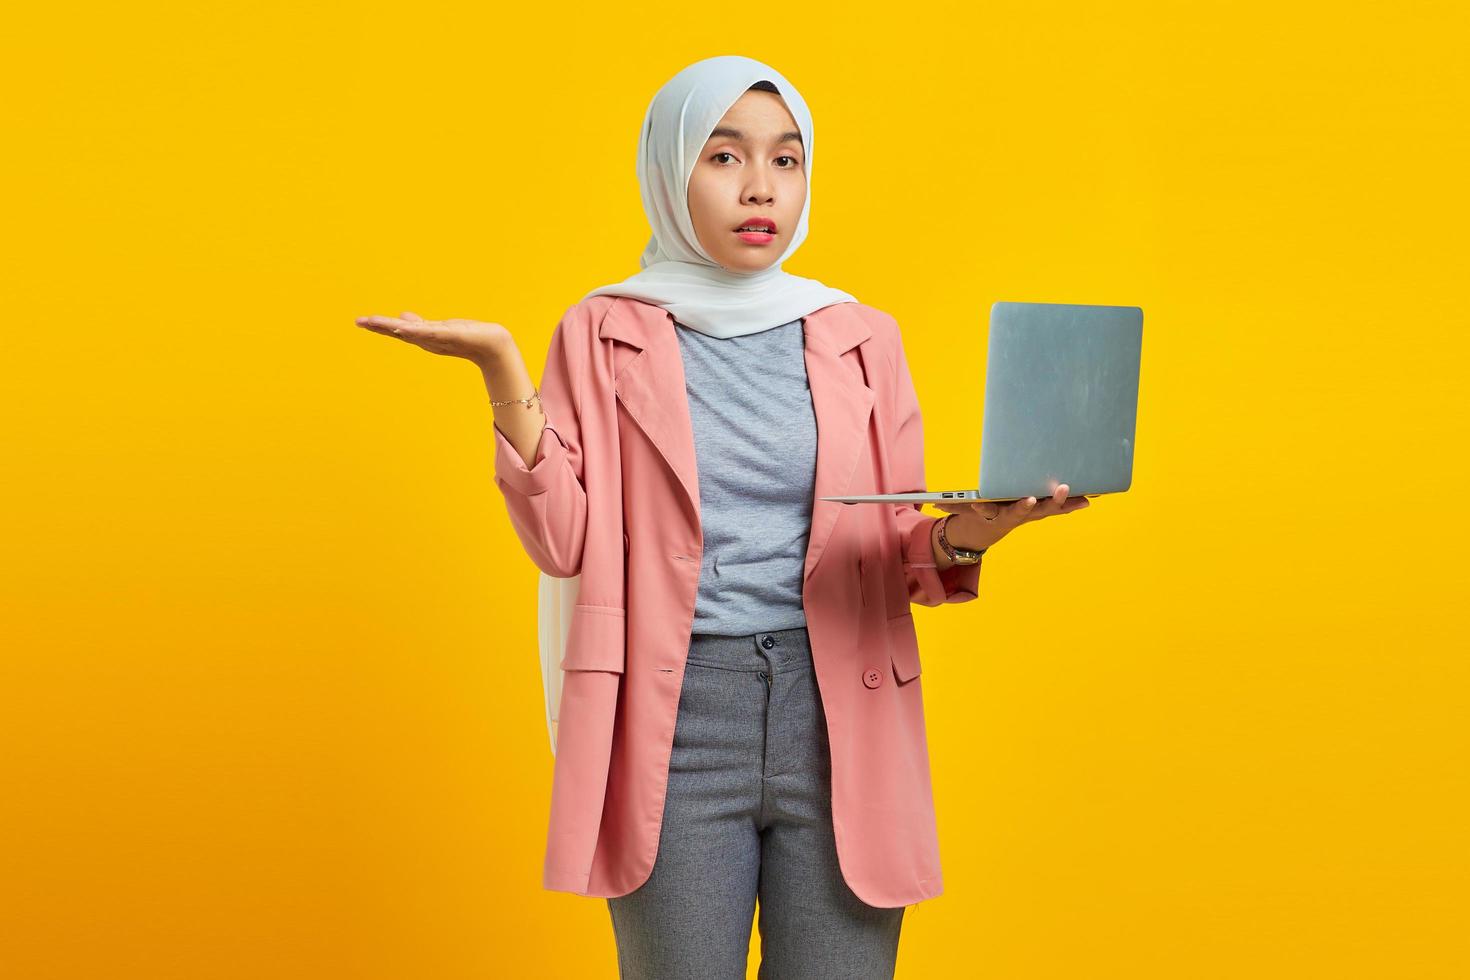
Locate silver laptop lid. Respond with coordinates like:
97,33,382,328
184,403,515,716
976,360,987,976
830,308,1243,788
979,302,1143,500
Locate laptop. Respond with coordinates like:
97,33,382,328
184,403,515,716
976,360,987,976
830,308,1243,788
822,301,1143,505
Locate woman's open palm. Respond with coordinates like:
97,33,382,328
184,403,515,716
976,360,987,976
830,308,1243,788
355,311,511,367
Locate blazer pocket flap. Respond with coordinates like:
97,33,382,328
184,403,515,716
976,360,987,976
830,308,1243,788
886,612,922,684
561,603,627,673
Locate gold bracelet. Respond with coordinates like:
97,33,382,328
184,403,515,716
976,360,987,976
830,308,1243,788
490,386,541,409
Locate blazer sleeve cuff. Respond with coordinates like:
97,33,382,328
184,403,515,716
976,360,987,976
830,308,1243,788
493,420,570,497
905,514,983,605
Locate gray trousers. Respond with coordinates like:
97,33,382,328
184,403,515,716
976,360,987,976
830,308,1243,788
606,626,905,979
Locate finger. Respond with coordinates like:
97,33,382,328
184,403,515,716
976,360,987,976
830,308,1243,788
977,501,1003,521
401,311,424,321
1004,495,1038,525
1028,499,1060,520
356,315,421,337
1058,497,1091,514
1035,483,1069,518
354,315,399,336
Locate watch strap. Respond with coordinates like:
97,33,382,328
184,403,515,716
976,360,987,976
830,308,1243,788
937,514,986,563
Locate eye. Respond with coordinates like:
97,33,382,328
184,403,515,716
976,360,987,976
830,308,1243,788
711,152,737,164
776,156,800,168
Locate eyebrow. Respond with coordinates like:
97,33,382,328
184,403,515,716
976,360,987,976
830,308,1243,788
706,126,804,148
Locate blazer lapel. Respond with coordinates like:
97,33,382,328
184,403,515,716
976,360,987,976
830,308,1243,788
599,298,874,583
600,299,702,521
801,304,875,583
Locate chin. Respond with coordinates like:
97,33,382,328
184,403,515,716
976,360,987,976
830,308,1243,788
720,253,780,273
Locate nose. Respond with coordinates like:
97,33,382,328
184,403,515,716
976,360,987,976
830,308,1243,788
743,173,775,207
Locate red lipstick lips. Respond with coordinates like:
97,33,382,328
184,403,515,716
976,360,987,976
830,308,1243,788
734,216,777,245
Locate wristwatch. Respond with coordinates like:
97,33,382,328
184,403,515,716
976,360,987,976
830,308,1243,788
936,514,986,565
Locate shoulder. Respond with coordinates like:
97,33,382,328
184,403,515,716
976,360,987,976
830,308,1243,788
542,295,642,365
854,301,902,334
556,293,675,345
824,299,896,332
830,301,905,363
555,294,625,337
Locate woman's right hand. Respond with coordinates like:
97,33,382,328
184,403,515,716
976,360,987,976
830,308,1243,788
356,310,549,467
354,311,515,369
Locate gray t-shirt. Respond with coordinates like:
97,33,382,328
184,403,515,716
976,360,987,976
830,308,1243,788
674,318,817,636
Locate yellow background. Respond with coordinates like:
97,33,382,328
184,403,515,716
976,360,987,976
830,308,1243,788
4,1,1467,977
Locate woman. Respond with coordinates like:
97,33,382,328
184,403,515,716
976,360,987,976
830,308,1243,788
356,55,1088,980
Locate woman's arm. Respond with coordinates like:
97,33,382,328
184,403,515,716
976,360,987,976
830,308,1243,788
353,307,592,578
486,314,589,578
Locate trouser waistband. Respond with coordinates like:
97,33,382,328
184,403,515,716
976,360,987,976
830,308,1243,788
686,625,812,673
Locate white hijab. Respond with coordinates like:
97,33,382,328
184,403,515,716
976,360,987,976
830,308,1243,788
581,54,857,337
539,56,855,755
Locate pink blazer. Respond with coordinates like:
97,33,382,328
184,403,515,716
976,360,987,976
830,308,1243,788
492,295,981,908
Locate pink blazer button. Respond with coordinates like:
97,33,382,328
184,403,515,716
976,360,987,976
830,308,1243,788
862,667,883,689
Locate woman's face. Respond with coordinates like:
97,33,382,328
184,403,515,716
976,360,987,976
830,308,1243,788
687,90,807,273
